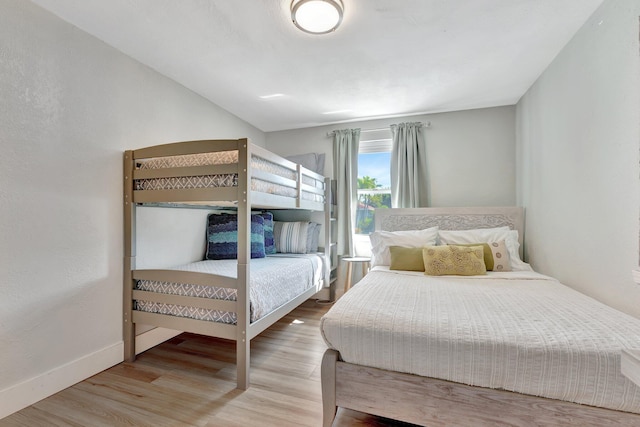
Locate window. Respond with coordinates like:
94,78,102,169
356,137,392,234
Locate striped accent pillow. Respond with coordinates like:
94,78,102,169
274,221,309,254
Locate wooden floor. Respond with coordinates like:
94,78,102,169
2,301,415,427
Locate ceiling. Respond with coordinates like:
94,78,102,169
32,0,604,132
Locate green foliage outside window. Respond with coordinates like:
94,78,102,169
356,176,390,234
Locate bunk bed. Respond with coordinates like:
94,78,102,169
320,207,640,426
123,138,332,389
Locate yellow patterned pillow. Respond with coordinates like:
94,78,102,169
423,245,486,276
453,240,511,272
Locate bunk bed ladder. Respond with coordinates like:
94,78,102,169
324,177,334,301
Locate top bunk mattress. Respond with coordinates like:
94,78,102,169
320,268,640,414
136,254,325,324
135,151,323,202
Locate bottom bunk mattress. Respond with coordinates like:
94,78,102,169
320,268,640,414
136,254,324,324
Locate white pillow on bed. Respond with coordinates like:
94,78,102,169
369,227,439,267
438,227,531,271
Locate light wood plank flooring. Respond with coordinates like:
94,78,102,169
1,301,414,427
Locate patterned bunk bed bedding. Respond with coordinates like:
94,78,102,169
321,268,640,414
135,254,325,324
135,151,324,202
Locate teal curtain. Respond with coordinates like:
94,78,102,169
390,122,428,208
333,128,360,256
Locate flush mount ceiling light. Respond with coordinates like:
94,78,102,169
291,0,344,34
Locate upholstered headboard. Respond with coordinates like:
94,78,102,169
374,207,525,258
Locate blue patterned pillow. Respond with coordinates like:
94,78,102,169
260,212,276,255
206,213,265,260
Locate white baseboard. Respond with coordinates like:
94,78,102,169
0,327,185,420
0,341,123,420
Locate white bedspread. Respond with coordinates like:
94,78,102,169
136,254,324,324
320,268,640,413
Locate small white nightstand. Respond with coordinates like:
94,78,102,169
342,256,371,292
621,349,640,387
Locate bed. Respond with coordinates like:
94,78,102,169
123,139,332,389
320,207,640,426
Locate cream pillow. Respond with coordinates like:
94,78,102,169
487,240,511,272
423,245,486,276
369,227,438,267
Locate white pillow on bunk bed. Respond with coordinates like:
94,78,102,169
307,222,321,253
437,226,532,271
369,227,439,268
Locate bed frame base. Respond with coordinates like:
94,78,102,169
321,349,640,427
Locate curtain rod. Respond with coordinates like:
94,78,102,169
326,121,431,137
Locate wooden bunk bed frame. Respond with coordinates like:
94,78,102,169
123,138,332,389
321,207,640,426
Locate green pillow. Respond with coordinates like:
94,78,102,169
423,245,486,276
389,246,425,271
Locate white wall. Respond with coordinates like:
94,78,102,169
0,0,264,417
516,0,640,318
266,106,516,207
